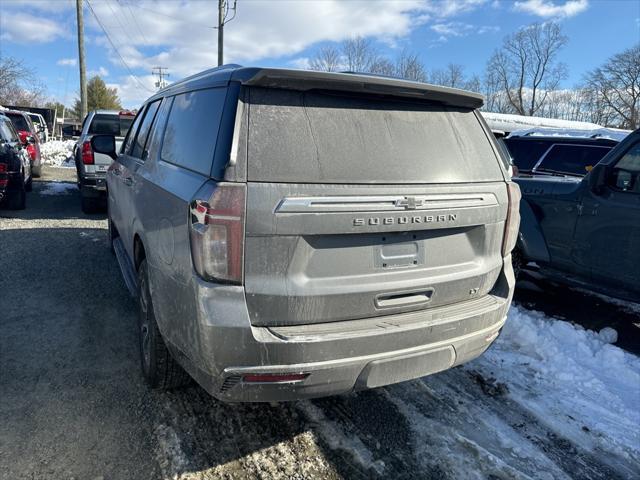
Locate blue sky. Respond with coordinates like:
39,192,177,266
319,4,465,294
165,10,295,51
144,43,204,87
0,0,638,108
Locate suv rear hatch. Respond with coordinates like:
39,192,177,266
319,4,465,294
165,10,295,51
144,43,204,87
236,82,509,328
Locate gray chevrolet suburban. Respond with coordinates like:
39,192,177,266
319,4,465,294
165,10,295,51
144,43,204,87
93,66,520,402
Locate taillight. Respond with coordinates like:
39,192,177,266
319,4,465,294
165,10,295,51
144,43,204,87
18,130,29,144
189,183,246,284
502,182,521,257
242,373,309,383
26,144,36,161
0,164,6,173
0,164,7,187
81,141,94,165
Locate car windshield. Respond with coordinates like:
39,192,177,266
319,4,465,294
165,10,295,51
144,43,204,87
89,114,135,137
536,144,613,176
6,113,30,133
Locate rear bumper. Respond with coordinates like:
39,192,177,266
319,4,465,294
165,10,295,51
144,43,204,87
0,172,24,201
172,256,515,402
80,173,107,197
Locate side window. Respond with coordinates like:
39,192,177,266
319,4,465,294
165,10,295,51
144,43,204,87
122,106,146,155
131,100,161,159
609,142,640,193
504,139,552,172
538,144,612,176
161,88,227,175
0,119,18,142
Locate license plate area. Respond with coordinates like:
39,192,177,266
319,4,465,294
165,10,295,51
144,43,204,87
374,233,424,269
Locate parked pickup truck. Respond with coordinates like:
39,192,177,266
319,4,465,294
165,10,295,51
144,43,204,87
74,110,135,213
512,129,640,301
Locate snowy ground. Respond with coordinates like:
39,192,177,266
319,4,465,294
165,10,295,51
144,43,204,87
39,140,76,168
1,172,639,479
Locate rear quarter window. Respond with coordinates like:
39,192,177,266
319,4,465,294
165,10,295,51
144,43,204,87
160,88,227,176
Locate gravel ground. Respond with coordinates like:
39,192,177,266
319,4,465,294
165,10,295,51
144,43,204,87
1,167,637,480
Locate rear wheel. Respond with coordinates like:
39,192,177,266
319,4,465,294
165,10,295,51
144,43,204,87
137,259,190,390
107,201,117,253
512,248,523,280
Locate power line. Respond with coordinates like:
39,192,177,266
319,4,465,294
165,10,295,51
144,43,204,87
124,2,217,30
85,0,154,93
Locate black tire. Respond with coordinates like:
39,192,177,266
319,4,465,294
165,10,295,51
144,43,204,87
137,259,190,390
512,248,523,280
81,194,96,214
6,179,26,210
107,201,116,253
25,175,32,192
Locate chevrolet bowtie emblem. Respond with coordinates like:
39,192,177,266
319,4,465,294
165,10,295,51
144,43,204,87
395,197,423,210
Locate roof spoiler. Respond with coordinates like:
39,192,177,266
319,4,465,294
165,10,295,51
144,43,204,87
236,68,484,109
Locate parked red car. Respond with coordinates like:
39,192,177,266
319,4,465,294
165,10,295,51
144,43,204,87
4,110,42,177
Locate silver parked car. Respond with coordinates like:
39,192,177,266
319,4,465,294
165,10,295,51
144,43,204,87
74,110,135,213
93,66,520,402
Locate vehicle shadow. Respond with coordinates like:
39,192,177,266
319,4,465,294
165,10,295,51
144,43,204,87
0,181,106,221
514,270,640,355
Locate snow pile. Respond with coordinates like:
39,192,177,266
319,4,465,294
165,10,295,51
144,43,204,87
40,182,76,196
40,140,76,167
476,306,640,468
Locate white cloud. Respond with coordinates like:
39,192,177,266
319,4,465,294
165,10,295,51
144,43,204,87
88,66,109,78
289,57,311,70
57,58,77,67
107,75,158,109
0,12,65,43
514,0,589,18
431,22,499,39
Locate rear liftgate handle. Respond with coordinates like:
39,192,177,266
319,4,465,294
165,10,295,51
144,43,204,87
375,289,433,309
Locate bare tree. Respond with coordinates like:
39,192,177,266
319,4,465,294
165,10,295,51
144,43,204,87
309,37,426,82
342,36,381,72
309,46,342,72
430,64,479,92
393,51,427,82
584,45,640,129
0,56,46,106
486,22,567,116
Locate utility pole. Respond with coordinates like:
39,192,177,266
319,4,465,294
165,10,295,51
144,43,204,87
217,0,224,66
152,67,170,90
76,0,87,120
217,0,238,66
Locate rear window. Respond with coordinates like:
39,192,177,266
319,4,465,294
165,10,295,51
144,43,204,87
503,138,553,172
88,114,134,137
6,113,30,133
538,144,613,176
246,88,503,184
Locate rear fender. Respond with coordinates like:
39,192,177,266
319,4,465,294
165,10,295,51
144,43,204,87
517,199,550,263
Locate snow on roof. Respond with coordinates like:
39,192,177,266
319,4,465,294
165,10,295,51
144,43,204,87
508,127,630,142
481,111,604,133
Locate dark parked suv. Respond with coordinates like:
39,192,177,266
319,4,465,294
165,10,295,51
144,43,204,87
93,66,520,402
504,132,618,177
0,112,32,209
512,129,639,301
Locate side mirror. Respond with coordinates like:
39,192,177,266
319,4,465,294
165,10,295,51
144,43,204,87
588,164,609,195
91,134,117,160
